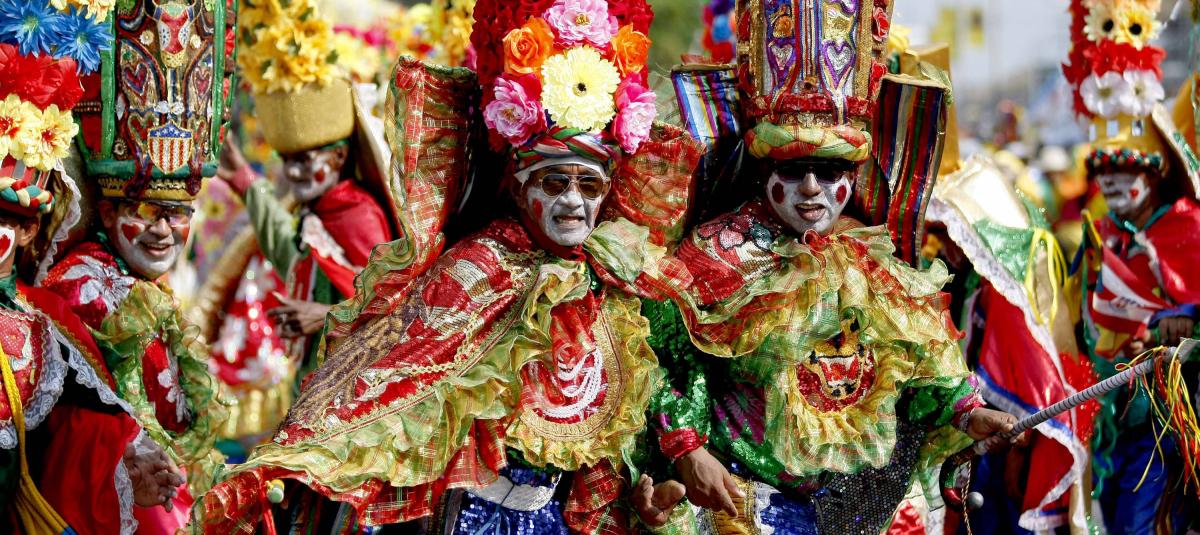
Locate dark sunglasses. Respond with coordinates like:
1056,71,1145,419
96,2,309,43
536,173,611,200
775,161,855,184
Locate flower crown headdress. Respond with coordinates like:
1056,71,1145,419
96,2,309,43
1062,0,1199,191
471,0,656,180
0,0,110,216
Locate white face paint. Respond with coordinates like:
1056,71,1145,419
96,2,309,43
284,150,341,203
0,226,15,266
523,165,609,248
1097,171,1151,221
112,214,187,280
766,166,853,237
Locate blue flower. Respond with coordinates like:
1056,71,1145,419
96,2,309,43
51,7,110,74
0,0,63,56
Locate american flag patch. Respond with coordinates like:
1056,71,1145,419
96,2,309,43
147,121,194,174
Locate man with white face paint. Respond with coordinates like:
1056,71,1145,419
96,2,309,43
635,2,1021,532
1060,0,1200,529
198,5,712,528
216,87,392,384
42,2,232,529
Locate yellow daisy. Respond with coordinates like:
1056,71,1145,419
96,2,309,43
1120,4,1160,49
541,47,621,133
0,95,40,162
19,105,78,171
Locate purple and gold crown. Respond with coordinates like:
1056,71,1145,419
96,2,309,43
736,0,892,162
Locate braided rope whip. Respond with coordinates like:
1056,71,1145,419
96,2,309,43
972,339,1199,455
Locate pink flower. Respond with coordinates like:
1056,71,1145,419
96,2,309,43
483,74,547,146
613,79,655,153
544,0,618,48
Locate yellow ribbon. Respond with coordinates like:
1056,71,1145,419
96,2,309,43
0,343,70,534
1024,228,1067,326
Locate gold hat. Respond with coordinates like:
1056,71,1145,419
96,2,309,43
238,0,355,154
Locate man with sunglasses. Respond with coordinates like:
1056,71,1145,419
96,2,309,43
41,2,232,531
633,2,1020,532
198,4,712,531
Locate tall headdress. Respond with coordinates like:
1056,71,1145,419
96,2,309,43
672,1,950,265
1062,0,1200,197
0,0,112,278
471,0,658,179
69,0,234,203
736,0,892,162
237,0,351,155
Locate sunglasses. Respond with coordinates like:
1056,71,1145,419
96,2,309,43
125,202,194,228
536,173,611,200
774,162,854,184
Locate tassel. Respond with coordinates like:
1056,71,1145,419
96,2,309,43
1126,346,1200,497
0,344,71,534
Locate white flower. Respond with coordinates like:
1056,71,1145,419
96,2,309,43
60,254,133,314
1080,71,1134,119
1124,70,1164,117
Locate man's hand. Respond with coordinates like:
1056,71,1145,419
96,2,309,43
965,408,1028,453
216,134,255,195
631,475,687,528
123,439,185,510
674,447,743,517
1158,316,1195,347
268,292,331,338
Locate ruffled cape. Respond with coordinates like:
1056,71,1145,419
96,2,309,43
202,218,664,531
665,202,971,477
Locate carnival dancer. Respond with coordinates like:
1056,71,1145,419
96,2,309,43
1062,0,1200,532
636,1,1022,533
0,2,186,529
925,155,1096,533
201,0,393,448
39,0,234,531
216,0,393,384
201,0,705,532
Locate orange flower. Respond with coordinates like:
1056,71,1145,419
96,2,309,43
611,25,651,77
503,17,556,76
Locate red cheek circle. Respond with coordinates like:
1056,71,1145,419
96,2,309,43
771,183,785,204
1129,187,1140,200
532,199,544,220
179,226,191,243
120,222,144,243
0,234,11,258
836,184,848,204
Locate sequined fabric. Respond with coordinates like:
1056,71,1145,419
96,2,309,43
452,467,569,535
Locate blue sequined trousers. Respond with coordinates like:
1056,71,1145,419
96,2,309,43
452,467,568,535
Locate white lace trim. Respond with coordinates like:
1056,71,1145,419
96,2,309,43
299,214,362,272
926,200,1066,382
113,454,138,535
43,313,134,415
0,316,67,449
927,200,1088,532
34,161,83,285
